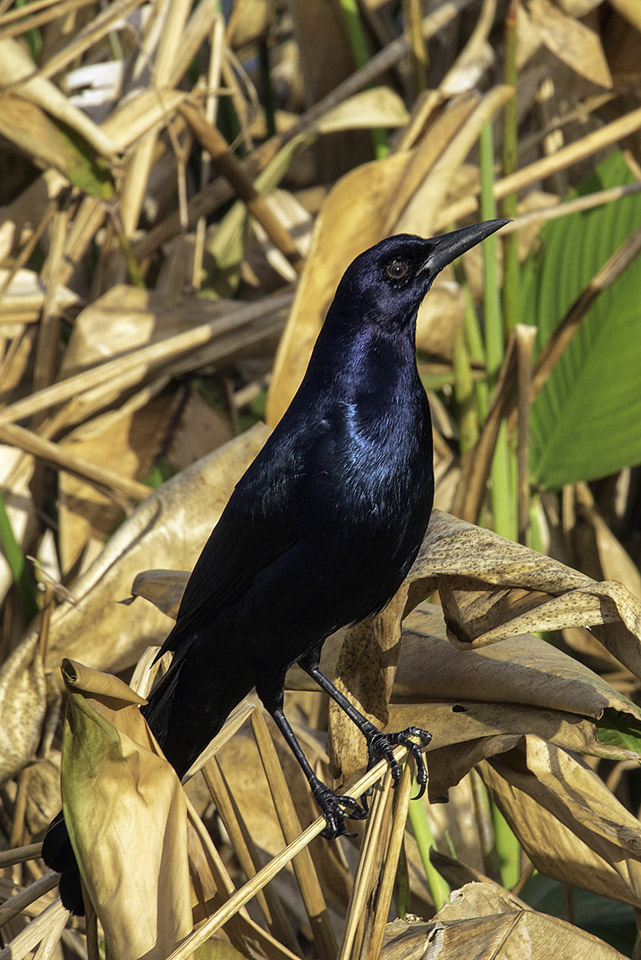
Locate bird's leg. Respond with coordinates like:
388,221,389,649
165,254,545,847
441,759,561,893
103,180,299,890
256,673,367,838
269,708,368,838
302,662,431,797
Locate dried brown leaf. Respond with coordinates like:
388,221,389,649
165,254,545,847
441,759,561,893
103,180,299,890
407,510,641,678
327,587,408,784
609,0,641,32
381,882,627,959
130,569,191,621
58,385,179,575
0,37,117,157
60,660,199,958
480,737,641,907
528,0,613,88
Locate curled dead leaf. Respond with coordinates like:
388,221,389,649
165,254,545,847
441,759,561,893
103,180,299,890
59,659,218,959
480,737,641,907
380,881,627,959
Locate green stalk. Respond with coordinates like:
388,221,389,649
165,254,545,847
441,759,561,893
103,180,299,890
456,262,490,422
479,123,520,885
452,326,479,453
501,0,520,332
408,784,450,910
394,841,411,919
480,122,517,541
339,0,389,158
479,124,502,388
491,801,521,890
15,0,42,62
0,489,38,622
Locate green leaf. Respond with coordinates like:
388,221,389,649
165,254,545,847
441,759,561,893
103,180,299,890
594,708,641,754
522,152,641,489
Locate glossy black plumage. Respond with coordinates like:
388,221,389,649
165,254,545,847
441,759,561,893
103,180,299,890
43,219,508,913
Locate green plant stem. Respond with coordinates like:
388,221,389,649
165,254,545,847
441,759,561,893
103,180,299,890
339,0,389,158
501,0,520,332
0,488,38,622
479,123,520,885
480,122,517,541
394,841,411,919
15,0,42,62
456,262,490,421
452,326,479,452
479,123,503,387
408,785,450,910
491,801,521,890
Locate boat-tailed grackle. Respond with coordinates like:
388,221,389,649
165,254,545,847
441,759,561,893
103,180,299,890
44,218,508,914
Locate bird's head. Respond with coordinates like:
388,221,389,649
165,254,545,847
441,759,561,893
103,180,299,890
334,219,510,329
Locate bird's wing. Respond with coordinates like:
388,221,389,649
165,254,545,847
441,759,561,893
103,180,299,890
156,419,330,659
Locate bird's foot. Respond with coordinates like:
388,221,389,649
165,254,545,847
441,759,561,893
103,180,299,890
365,724,432,798
313,784,368,839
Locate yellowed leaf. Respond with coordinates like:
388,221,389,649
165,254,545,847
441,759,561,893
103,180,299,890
315,87,410,134
574,483,641,599
528,0,613,88
0,37,117,157
609,0,641,32
60,660,200,959
415,282,465,357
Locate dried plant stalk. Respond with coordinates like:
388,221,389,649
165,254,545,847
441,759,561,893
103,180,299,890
251,710,338,960
167,746,414,960
201,758,301,954
0,292,293,429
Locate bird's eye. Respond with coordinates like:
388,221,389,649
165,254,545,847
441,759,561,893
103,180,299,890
386,259,408,281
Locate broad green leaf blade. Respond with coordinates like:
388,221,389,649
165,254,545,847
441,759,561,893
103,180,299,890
522,153,641,489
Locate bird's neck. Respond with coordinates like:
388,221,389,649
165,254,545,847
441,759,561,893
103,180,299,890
312,313,421,402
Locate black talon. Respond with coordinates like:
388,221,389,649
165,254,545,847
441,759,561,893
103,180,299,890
313,785,368,839
365,725,431,795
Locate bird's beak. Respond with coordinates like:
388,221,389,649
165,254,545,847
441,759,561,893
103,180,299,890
419,219,511,277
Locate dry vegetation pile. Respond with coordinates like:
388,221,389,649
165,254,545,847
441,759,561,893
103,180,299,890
2,0,641,957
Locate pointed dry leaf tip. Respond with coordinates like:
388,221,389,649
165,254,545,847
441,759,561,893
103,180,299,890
128,569,191,620
61,658,146,706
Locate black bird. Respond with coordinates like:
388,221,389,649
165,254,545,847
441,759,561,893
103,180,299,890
44,219,508,913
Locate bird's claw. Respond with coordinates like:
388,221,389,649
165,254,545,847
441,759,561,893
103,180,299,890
314,785,368,840
366,725,431,797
